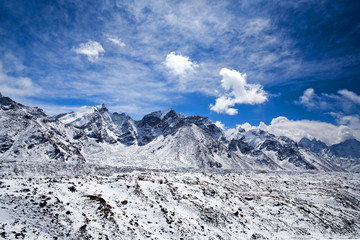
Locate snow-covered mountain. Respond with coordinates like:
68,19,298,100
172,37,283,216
227,128,343,172
57,107,244,170
299,137,360,172
330,138,360,159
299,137,330,155
56,100,343,172
0,93,358,173
0,93,86,165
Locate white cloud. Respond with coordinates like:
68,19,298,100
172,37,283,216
338,89,360,105
239,122,257,131
106,34,126,47
2,53,26,73
244,18,270,36
298,88,332,110
329,113,360,141
238,116,360,146
210,68,268,115
214,121,225,130
73,40,105,62
297,88,360,113
299,88,315,107
0,62,41,97
164,52,198,77
289,88,360,144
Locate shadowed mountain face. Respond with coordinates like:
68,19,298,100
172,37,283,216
299,137,329,155
299,137,360,172
330,139,360,159
1,93,359,174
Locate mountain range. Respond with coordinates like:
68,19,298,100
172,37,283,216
1,93,359,175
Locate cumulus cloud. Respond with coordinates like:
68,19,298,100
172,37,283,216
164,52,198,77
73,40,105,62
210,68,268,115
329,112,360,140
275,88,360,144
238,116,360,146
297,88,360,113
106,34,126,47
0,62,41,97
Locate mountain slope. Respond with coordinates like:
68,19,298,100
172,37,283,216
0,94,85,165
329,139,360,172
330,139,360,159
299,137,330,155
226,128,344,171
299,137,360,172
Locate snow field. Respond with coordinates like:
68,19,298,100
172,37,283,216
1,171,359,239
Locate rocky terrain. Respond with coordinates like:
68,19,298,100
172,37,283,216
1,171,359,239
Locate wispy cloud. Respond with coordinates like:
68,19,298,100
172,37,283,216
0,0,310,110
106,34,125,47
244,18,270,37
297,88,360,114
1,53,26,73
338,89,360,105
72,40,105,62
297,88,331,110
278,88,360,144
210,68,268,115
0,61,41,97
1,0,358,120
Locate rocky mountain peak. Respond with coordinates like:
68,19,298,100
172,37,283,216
299,137,311,146
139,109,179,124
0,94,23,111
94,103,108,112
0,94,85,162
299,137,329,154
135,109,186,145
0,94,46,117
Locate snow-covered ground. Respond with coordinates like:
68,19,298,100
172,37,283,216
1,171,359,239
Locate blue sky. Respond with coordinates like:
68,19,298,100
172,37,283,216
1,0,360,144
